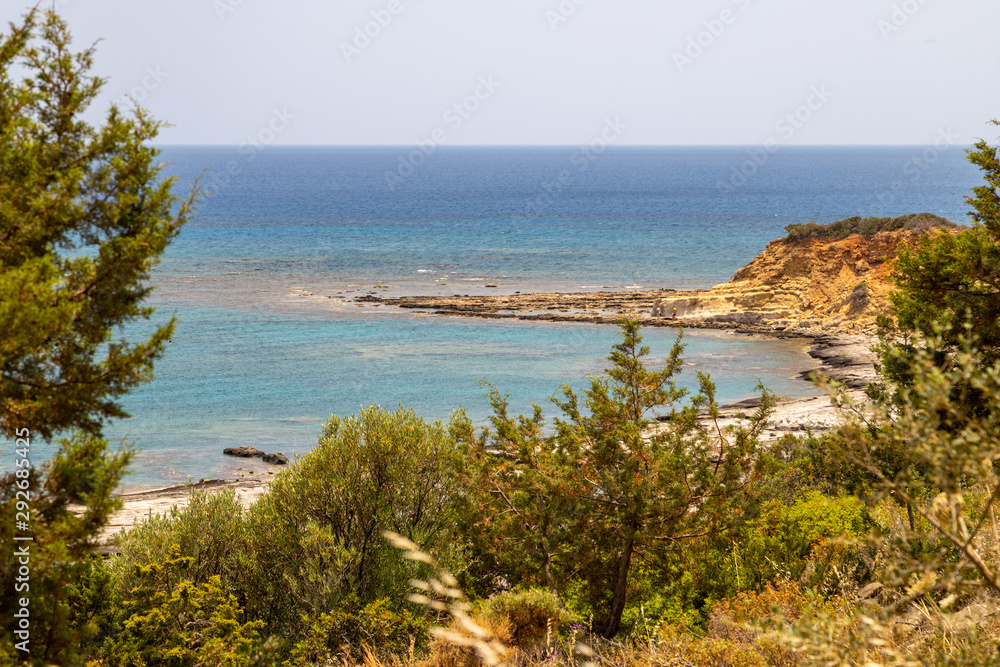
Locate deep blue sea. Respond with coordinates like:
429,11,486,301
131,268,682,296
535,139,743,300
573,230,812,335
3,146,983,489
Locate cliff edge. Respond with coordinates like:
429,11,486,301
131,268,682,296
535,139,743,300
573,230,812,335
655,214,960,334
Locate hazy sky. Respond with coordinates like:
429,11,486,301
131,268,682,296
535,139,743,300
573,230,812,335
9,0,1000,146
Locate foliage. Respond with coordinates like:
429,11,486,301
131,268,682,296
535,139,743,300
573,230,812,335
100,545,265,666
480,588,576,650
735,491,867,592
386,531,512,667
887,121,1000,362
783,212,957,244
830,327,1000,597
452,319,778,638
0,433,130,664
781,324,1000,666
107,406,462,659
241,405,460,638
286,598,428,665
639,454,872,633
111,487,252,613
0,8,198,439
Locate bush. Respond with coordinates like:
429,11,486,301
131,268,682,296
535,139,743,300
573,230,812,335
0,433,131,663
480,588,575,650
241,404,462,637
286,597,428,664
112,487,251,603
739,491,868,591
784,213,957,243
100,545,265,666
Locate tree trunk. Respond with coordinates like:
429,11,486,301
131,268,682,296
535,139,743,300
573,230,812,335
599,532,636,639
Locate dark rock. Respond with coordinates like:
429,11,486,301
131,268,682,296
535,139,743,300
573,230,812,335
262,452,288,465
223,446,265,458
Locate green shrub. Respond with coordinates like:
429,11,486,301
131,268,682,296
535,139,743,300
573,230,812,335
739,491,867,590
112,487,250,601
480,588,575,649
286,598,428,664
241,404,462,637
0,433,131,664
100,545,265,666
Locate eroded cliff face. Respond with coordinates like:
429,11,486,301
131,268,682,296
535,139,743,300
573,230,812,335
656,230,919,334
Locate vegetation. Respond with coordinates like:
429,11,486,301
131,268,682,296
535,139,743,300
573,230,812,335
451,321,777,638
783,212,957,244
5,6,1000,665
0,9,198,439
0,9,192,663
887,122,1000,362
0,435,131,664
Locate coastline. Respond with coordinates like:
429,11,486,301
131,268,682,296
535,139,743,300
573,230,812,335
99,306,876,550
352,288,851,335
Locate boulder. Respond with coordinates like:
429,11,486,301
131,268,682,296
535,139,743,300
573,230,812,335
262,452,288,465
223,446,265,458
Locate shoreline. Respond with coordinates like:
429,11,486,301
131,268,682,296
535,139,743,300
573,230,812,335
352,288,851,336
99,303,876,550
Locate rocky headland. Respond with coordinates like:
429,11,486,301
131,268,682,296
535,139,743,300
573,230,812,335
357,216,959,337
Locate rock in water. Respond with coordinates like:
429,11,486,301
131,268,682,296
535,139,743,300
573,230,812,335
262,452,288,465
223,446,265,458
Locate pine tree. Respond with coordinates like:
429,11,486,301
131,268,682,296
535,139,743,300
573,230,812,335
454,320,777,638
889,120,1000,361
0,8,198,439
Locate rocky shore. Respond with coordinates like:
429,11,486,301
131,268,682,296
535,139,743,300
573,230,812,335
356,288,852,336
706,333,875,445
353,230,922,336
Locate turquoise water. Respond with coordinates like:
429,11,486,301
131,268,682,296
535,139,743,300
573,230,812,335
106,310,820,488
2,147,982,489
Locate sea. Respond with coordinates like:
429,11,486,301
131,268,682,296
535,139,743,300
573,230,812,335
3,146,982,489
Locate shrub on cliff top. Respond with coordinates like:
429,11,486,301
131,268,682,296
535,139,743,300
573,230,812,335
783,213,957,243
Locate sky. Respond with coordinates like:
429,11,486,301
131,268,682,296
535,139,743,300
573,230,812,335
6,0,1000,146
